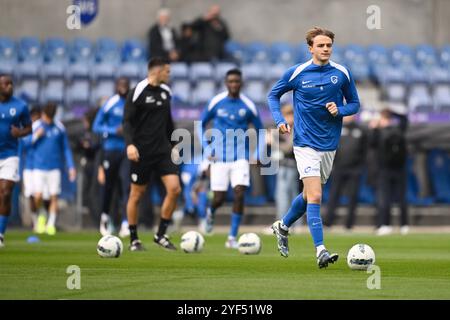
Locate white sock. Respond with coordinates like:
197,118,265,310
101,213,110,222
47,212,57,227
228,235,236,241
316,245,326,257
280,222,289,231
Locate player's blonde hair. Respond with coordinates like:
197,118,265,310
306,27,335,46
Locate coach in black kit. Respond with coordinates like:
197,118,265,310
123,57,181,251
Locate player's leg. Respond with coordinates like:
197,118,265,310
44,169,61,235
127,183,147,250
0,179,15,247
225,159,250,248
127,159,150,250
99,152,121,236
118,157,131,238
153,174,181,250
23,169,38,228
376,170,393,235
32,170,47,234
206,162,230,234
345,170,361,230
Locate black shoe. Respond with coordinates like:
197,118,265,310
154,234,177,251
129,239,146,251
317,249,339,269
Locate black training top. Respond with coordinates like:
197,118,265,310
123,79,175,157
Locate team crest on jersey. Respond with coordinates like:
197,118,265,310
330,76,338,84
113,107,123,116
161,92,167,100
131,173,138,182
238,108,246,117
9,108,16,116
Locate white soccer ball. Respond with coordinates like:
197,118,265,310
180,231,205,253
347,243,376,270
97,235,123,258
238,233,261,255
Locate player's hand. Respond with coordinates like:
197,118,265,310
10,125,21,138
278,123,291,134
326,102,338,117
34,127,45,139
69,168,77,182
127,144,140,162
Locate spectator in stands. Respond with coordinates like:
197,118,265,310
369,109,409,235
324,115,367,230
178,23,202,63
191,4,230,61
147,8,179,61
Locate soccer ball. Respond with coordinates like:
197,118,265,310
180,231,205,253
97,235,123,258
238,233,261,255
347,243,376,270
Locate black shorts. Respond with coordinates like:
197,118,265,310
129,152,179,185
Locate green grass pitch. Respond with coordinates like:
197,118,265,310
1,231,450,299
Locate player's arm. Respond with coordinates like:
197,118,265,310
62,129,76,181
198,104,216,153
92,105,117,136
249,110,266,162
11,105,32,138
267,68,295,133
123,90,140,161
31,121,45,143
337,72,360,117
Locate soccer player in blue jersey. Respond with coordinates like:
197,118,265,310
32,103,76,235
93,77,131,238
200,69,264,249
268,27,360,268
0,74,32,247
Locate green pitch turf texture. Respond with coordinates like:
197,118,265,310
1,231,449,300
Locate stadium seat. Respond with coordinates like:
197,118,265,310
407,66,429,84
391,44,415,69
121,39,146,62
427,149,450,203
118,62,142,82
16,37,42,80
432,84,450,112
66,79,90,106
90,80,115,106
266,63,287,82
428,67,450,85
244,42,269,63
0,37,17,75
215,62,238,83
170,62,190,80
385,83,408,102
91,62,117,81
408,84,433,112
16,79,40,103
95,37,120,63
296,43,311,63
191,80,216,105
225,40,244,62
415,44,438,67
70,37,93,63
190,62,214,82
270,42,295,65
439,44,450,68
40,79,65,104
241,63,265,81
171,80,191,105
243,80,266,104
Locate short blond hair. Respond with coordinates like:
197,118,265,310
306,27,335,46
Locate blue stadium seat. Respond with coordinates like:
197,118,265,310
345,44,370,82
225,40,244,62
427,149,450,203
171,79,191,105
40,79,65,104
66,79,90,106
91,62,117,81
243,80,266,104
0,37,17,75
385,83,408,102
329,44,344,64
241,63,265,81
244,42,269,63
266,63,287,82
18,37,41,62
170,62,190,80
407,66,429,84
415,44,438,67
428,67,450,85
70,37,93,63
391,44,415,68
121,39,146,62
433,84,450,112
118,62,142,81
95,37,120,63
439,44,450,68
296,43,311,63
270,42,295,65
191,80,216,105
408,84,433,112
16,79,40,103
90,80,115,106
190,62,214,82
43,37,68,63
215,62,238,83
